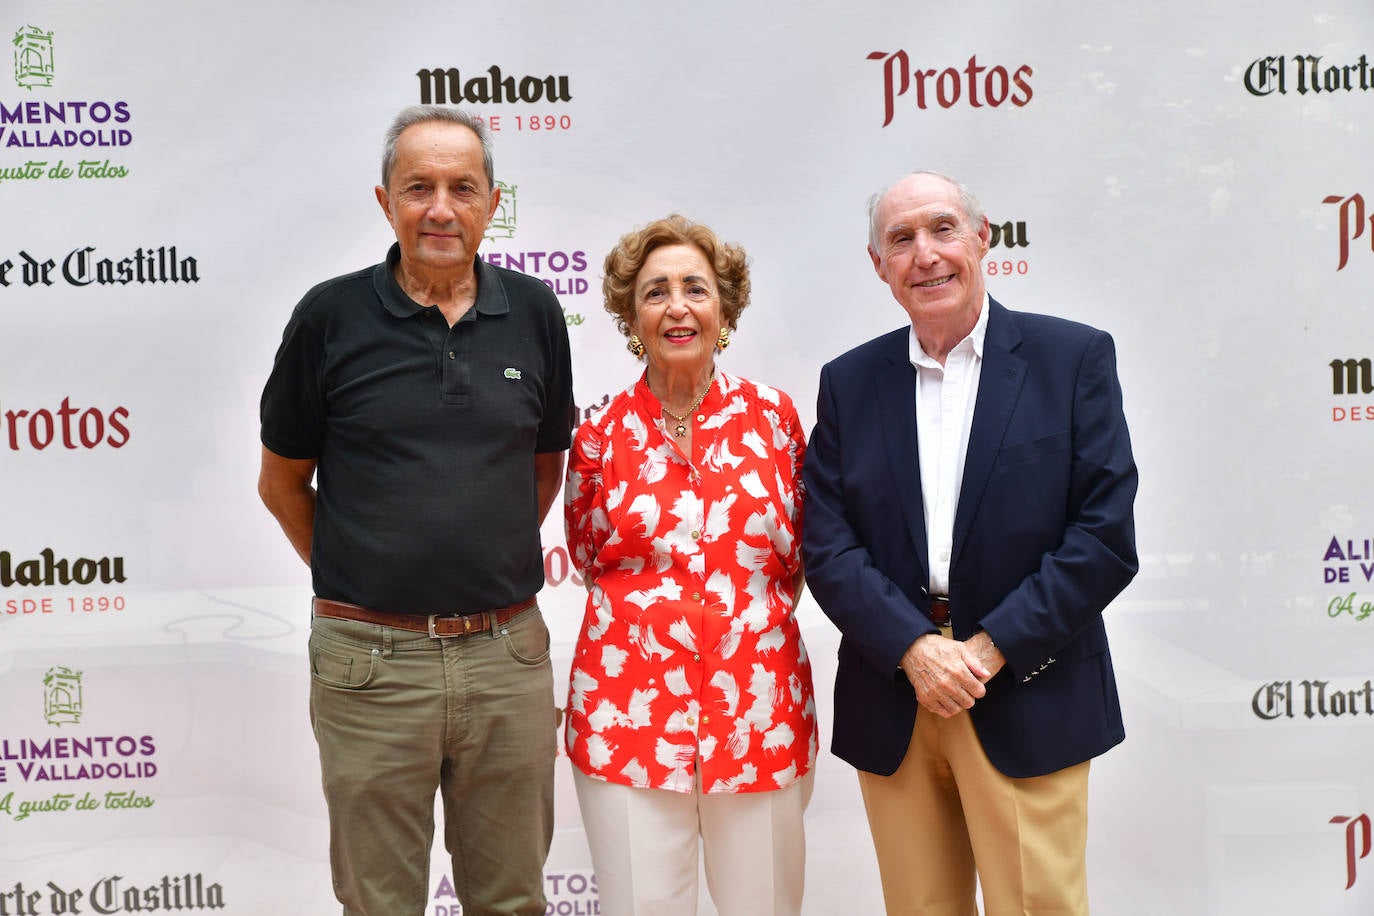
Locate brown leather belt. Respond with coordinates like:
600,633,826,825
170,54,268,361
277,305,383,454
928,596,951,627
311,596,536,638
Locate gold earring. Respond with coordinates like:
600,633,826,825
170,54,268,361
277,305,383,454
716,327,731,350
627,335,645,358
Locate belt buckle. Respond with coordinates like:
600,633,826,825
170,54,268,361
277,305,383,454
427,613,489,638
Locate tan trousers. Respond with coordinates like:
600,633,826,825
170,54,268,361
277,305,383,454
857,705,1091,916
573,767,814,916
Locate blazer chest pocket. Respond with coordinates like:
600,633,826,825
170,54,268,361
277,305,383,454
995,430,1070,466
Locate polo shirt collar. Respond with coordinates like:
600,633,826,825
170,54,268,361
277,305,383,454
372,243,511,319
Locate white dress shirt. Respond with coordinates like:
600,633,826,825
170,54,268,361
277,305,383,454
909,294,989,597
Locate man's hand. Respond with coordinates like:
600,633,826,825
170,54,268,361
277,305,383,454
964,630,1006,682
899,630,1005,717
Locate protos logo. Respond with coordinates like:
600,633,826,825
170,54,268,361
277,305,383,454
866,52,1032,127
1330,814,1371,890
1,397,130,450
1322,193,1372,271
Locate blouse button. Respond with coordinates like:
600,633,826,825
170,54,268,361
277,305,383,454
692,592,701,601
701,715,710,724
690,530,701,540
696,414,705,422
693,653,701,662
686,716,696,727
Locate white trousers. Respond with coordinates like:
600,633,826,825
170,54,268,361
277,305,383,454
573,767,814,916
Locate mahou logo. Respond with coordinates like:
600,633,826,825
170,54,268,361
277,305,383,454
1322,193,1372,271
1,549,127,587
989,220,1029,249
867,52,1032,127
1330,358,1373,424
416,65,571,105
1331,359,1372,396
984,220,1032,280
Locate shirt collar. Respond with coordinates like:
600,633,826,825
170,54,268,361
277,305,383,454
633,367,728,416
908,292,989,369
372,243,511,319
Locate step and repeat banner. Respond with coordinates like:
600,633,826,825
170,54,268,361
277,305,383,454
2,2,1372,913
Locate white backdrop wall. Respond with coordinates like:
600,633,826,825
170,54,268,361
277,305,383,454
2,2,1372,913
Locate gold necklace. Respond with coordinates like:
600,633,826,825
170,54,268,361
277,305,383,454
660,374,713,438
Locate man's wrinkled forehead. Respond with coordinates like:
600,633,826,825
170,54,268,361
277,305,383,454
884,206,963,232
877,189,968,241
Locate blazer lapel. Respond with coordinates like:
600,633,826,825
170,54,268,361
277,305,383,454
953,299,1026,560
874,334,929,578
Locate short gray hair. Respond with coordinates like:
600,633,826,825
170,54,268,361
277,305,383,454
380,105,494,190
867,170,986,250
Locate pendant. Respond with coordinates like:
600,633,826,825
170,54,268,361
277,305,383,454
673,423,687,438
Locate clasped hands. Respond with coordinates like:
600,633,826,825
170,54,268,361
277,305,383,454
900,631,1006,718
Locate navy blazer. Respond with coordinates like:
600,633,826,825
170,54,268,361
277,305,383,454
802,298,1138,778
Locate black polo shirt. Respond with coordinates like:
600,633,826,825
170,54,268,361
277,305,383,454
261,244,574,613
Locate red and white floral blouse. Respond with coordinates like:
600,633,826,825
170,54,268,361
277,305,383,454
563,370,817,795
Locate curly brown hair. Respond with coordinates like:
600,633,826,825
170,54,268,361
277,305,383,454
602,214,751,340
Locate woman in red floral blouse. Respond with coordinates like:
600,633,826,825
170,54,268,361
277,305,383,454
564,215,817,915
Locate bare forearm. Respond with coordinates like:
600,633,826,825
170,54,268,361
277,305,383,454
266,487,315,565
258,447,317,567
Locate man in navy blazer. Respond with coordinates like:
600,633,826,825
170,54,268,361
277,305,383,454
802,172,1137,915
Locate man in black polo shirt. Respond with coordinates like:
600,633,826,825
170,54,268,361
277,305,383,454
258,105,574,916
